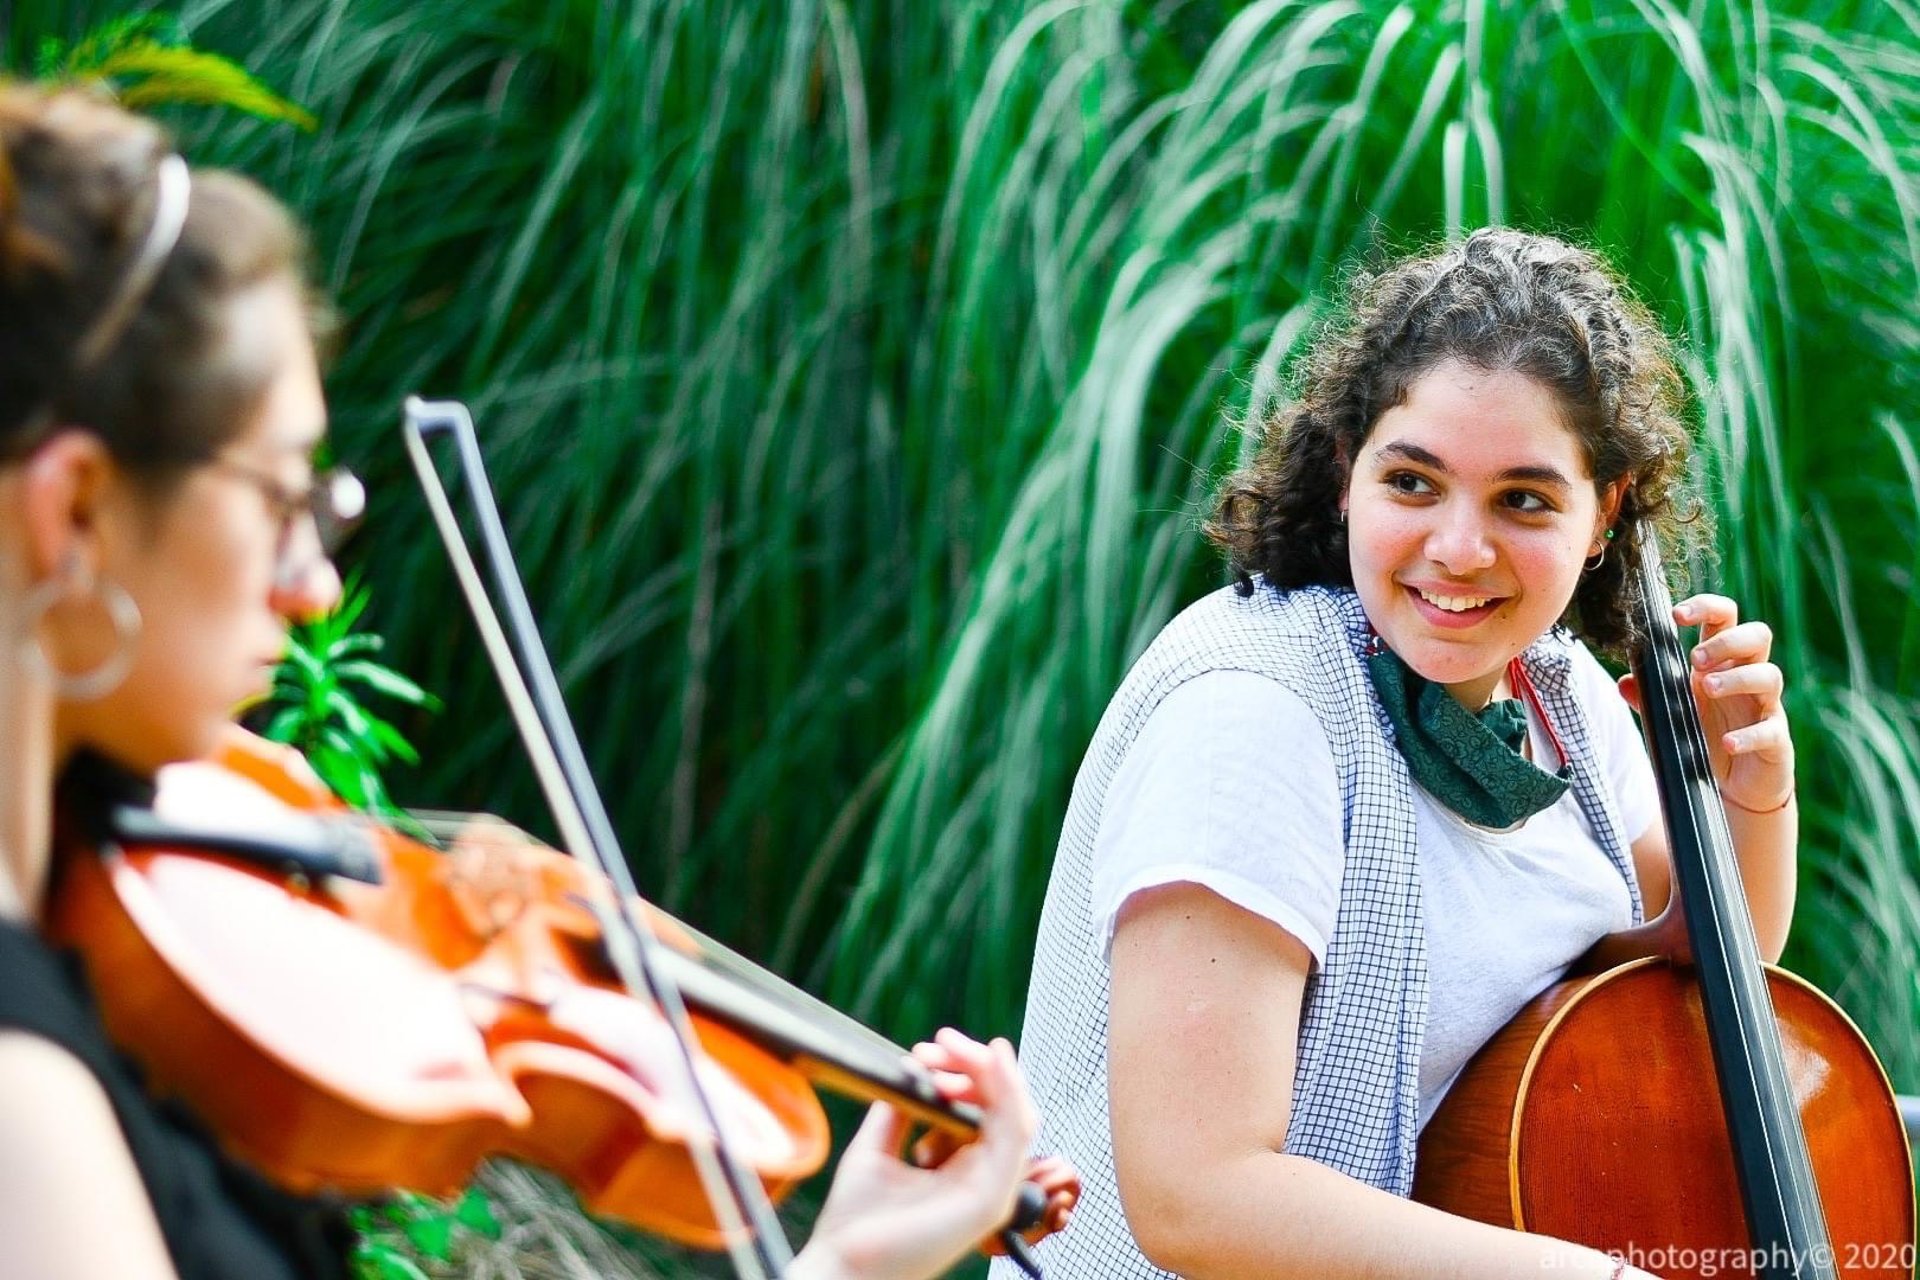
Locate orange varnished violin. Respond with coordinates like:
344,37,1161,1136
51,728,1073,1251
1414,535,1913,1279
52,728,815,1244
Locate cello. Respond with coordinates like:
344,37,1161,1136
1414,535,1914,1278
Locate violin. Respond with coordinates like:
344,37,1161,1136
1413,535,1914,1278
50,728,1073,1251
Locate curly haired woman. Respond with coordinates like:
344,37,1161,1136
998,228,1796,1279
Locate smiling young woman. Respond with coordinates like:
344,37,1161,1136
0,82,1054,1280
998,229,1800,1280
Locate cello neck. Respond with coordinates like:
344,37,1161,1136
1629,538,1834,1279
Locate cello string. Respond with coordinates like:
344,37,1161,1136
401,399,788,1279
1637,547,1790,1201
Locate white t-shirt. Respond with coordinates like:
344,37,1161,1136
1091,646,1660,1128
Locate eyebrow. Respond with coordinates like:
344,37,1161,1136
1372,440,1574,490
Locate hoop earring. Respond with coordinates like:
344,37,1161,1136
19,557,142,701
1584,527,1617,573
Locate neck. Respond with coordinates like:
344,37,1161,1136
1443,668,1512,712
0,660,58,925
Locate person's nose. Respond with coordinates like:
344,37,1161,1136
1424,500,1496,576
270,550,343,624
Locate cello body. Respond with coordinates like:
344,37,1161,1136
1415,958,1915,1278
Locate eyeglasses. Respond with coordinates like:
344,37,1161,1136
205,456,366,576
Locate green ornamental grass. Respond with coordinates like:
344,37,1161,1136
5,1,1917,1272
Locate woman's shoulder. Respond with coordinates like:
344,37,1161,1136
1105,582,1369,726
0,1021,117,1104
1156,579,1363,652
0,1026,180,1280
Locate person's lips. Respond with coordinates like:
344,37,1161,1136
1402,582,1507,629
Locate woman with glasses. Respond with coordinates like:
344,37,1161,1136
0,83,1045,1280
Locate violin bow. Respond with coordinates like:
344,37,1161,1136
401,398,795,1279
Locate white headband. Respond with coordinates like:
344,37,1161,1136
72,153,191,371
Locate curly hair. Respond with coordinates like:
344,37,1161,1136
1206,228,1700,656
0,81,322,485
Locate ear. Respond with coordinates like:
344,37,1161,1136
1592,478,1627,550
17,431,117,583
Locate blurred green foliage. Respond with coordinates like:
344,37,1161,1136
29,10,312,123
258,575,440,817
3,5,1917,1273
348,1188,500,1280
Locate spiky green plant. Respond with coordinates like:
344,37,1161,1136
256,574,439,816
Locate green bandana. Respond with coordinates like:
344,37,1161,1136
1365,645,1570,829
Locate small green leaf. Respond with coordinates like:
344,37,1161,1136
367,717,421,766
261,705,306,745
330,634,388,659
380,1191,436,1223
323,689,374,737
92,49,314,130
335,659,432,700
279,643,326,680
333,583,372,631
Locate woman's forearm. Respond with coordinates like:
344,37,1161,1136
1724,790,1798,962
1128,1149,1629,1280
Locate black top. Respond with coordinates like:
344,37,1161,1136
0,916,353,1280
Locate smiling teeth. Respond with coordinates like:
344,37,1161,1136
1418,589,1495,612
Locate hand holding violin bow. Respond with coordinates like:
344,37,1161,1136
800,1031,1074,1280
